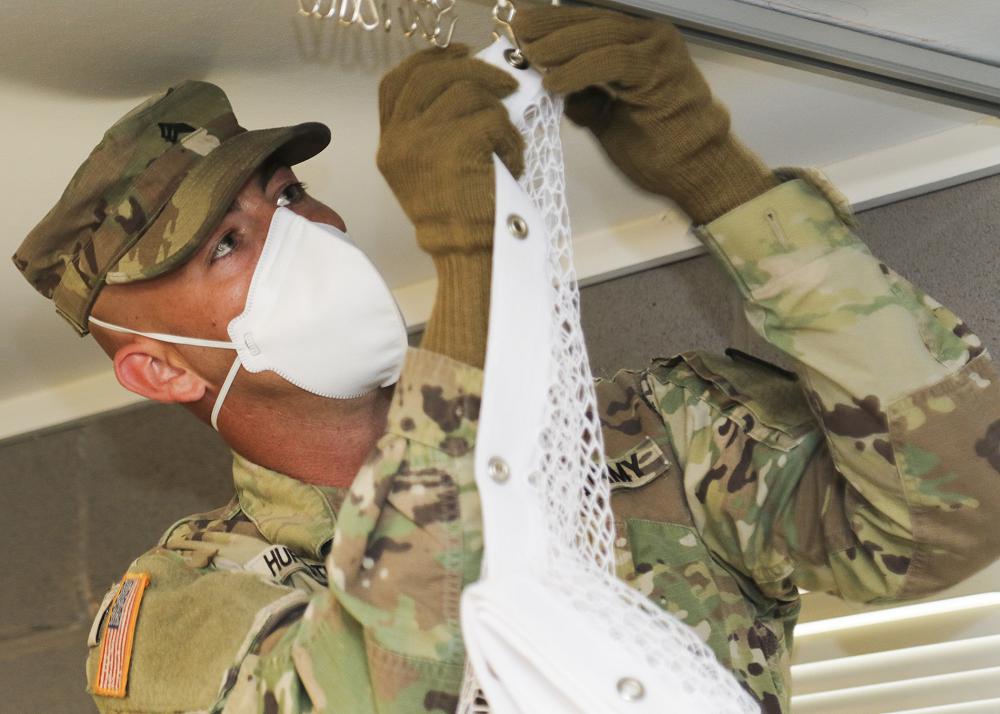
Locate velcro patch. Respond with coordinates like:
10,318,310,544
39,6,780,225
87,585,118,648
605,436,670,491
93,572,149,698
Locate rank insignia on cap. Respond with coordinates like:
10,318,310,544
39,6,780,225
93,572,150,698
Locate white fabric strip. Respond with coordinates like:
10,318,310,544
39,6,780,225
458,37,758,714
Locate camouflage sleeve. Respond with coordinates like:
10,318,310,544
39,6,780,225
231,350,482,712
221,595,374,712
217,467,465,712
656,172,1000,605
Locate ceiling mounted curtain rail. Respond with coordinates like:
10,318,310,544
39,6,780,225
585,0,1000,116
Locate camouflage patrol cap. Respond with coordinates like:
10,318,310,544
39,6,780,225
12,80,330,335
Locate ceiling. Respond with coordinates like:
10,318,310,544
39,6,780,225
0,0,986,410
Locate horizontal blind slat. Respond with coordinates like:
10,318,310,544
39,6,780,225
793,595,1000,665
886,697,1000,714
790,665,1000,714
791,634,1000,694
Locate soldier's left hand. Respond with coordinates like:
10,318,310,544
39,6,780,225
509,5,776,224
512,6,693,111
510,6,711,195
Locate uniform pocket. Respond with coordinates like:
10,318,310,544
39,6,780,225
624,519,791,712
650,350,815,452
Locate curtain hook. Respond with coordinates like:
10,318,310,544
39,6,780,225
398,0,421,38
357,0,383,31
491,0,526,65
336,0,356,26
426,0,457,47
381,0,393,31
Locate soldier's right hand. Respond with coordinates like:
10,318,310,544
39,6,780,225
376,45,524,256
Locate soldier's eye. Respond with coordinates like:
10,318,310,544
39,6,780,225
276,181,308,208
211,233,237,261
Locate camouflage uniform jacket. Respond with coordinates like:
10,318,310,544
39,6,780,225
87,175,1000,714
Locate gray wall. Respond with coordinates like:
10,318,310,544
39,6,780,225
2,174,998,712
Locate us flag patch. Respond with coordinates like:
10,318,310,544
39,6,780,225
93,572,149,698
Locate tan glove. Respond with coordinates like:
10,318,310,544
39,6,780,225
377,44,524,367
512,6,778,224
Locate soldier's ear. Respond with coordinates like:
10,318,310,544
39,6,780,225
112,339,208,404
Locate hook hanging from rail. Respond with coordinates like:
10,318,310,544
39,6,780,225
298,0,458,48
427,0,458,48
296,0,534,51
491,0,528,68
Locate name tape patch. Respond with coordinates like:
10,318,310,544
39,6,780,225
93,572,150,698
605,437,670,492
246,544,328,585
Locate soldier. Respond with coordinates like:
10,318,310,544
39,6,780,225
12,6,1000,713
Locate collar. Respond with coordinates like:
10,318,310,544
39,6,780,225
230,348,484,559
384,346,483,455
231,451,344,561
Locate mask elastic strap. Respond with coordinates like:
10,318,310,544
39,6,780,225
88,316,236,350
211,356,242,431
89,315,240,431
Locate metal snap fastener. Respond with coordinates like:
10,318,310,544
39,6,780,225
503,47,529,70
507,214,529,239
616,677,645,702
487,457,510,483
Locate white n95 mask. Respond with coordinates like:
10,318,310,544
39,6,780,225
90,207,409,430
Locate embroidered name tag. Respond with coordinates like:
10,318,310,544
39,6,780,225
246,545,328,586
94,572,149,698
605,437,670,491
